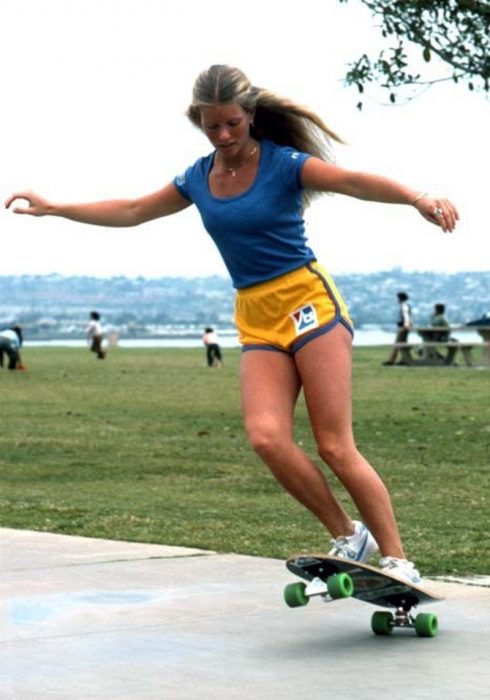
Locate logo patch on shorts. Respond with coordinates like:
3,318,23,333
290,303,319,336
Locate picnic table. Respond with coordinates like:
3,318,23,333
392,325,490,367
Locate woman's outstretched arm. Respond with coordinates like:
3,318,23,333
4,182,191,227
301,157,459,234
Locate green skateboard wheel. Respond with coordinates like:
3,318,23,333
283,581,309,607
371,611,394,636
415,612,439,637
327,572,354,599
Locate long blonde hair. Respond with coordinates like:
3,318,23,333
187,64,344,207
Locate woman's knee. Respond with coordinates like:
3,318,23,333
317,437,357,473
245,419,289,459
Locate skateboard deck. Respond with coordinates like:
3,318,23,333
285,554,444,637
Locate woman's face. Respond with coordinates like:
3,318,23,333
200,103,253,157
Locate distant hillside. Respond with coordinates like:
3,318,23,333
0,270,488,338
336,269,490,328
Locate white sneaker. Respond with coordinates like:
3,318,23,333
380,556,422,585
329,521,379,563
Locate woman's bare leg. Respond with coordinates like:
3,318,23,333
295,324,404,558
240,348,353,538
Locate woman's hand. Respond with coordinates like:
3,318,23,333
5,191,50,216
413,195,459,233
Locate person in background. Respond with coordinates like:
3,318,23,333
85,311,106,359
202,327,223,367
430,303,451,341
383,292,412,366
5,64,460,584
431,303,458,364
0,326,24,370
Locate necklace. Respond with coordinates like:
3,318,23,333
222,144,258,177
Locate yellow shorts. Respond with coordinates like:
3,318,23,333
235,262,353,354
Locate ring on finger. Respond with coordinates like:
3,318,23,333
433,207,443,217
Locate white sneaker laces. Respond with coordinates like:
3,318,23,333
330,536,357,559
380,556,414,570
380,557,421,582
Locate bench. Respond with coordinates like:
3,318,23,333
391,341,490,367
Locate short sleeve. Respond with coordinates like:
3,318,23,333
274,146,311,190
173,166,193,201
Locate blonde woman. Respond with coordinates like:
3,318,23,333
5,65,459,583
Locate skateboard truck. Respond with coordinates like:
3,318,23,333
303,575,355,604
305,577,328,598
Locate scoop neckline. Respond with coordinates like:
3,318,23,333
206,142,263,202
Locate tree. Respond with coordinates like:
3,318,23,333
339,0,490,108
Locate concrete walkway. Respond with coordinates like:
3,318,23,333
1,528,489,699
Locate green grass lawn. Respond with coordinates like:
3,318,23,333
1,345,488,576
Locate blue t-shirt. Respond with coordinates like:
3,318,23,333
174,139,315,288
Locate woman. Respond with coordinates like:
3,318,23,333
5,65,459,582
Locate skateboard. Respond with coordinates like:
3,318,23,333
284,554,443,637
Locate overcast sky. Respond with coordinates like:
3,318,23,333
2,0,489,279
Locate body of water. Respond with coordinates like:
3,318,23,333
25,328,484,349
